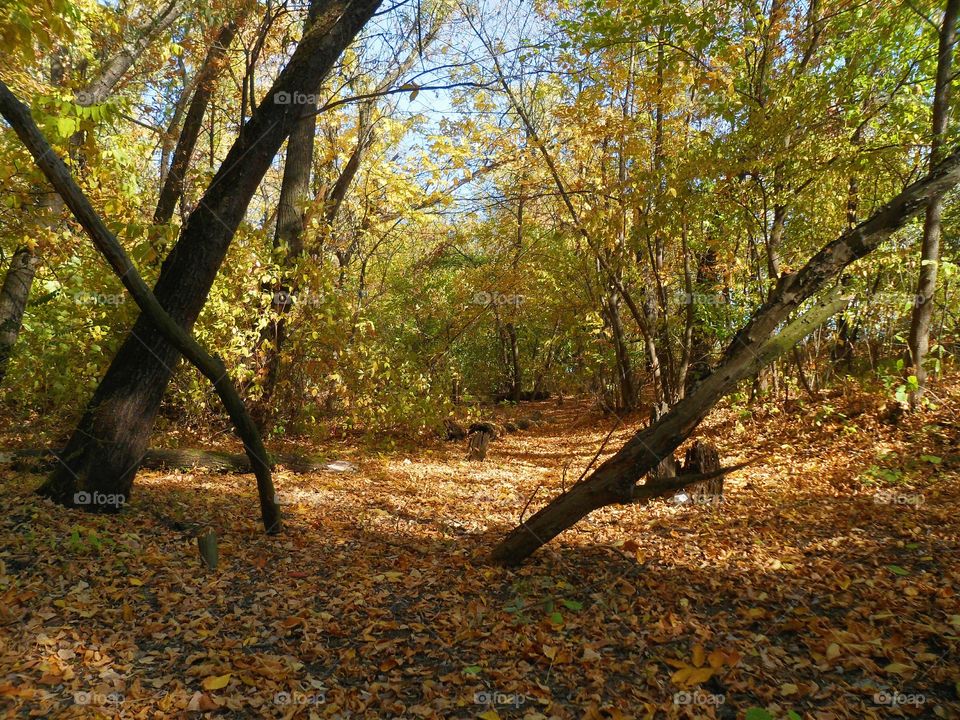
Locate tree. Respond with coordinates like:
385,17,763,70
491,147,960,565
0,79,281,533
0,0,189,381
905,0,959,407
38,0,385,507
154,19,241,225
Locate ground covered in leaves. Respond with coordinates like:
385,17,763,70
1,380,959,719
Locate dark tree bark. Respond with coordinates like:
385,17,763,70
154,20,240,225
0,247,41,382
37,0,384,507
682,440,722,502
468,430,493,461
491,147,960,565
0,79,281,532
905,0,959,406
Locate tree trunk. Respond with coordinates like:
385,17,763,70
36,0,384,507
468,430,493,461
78,0,187,104
0,247,41,382
491,148,960,565
647,401,678,482
0,79,282,531
605,292,636,411
906,0,959,406
249,7,322,430
154,20,239,225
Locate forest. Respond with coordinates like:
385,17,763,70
0,0,958,717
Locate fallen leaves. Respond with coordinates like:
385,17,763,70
1,389,959,717
201,674,232,691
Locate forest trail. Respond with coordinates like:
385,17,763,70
1,382,958,718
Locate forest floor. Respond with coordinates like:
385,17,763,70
0,378,959,719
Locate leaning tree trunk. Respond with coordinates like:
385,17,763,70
36,0,384,507
491,146,960,565
0,79,282,533
905,0,959,407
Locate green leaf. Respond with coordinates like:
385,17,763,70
462,665,481,675
887,565,910,576
549,611,563,625
920,455,942,464
745,709,774,720
561,599,583,611
55,116,76,137
787,712,802,720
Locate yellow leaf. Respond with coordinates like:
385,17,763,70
671,666,694,685
129,578,143,586
478,711,500,720
708,650,726,668
688,667,715,684
781,683,799,696
884,662,913,675
826,643,841,660
201,674,231,691
692,645,705,668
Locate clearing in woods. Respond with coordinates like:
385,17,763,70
1,382,958,718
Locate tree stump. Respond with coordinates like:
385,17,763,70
682,440,722,503
467,430,492,461
648,402,679,482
